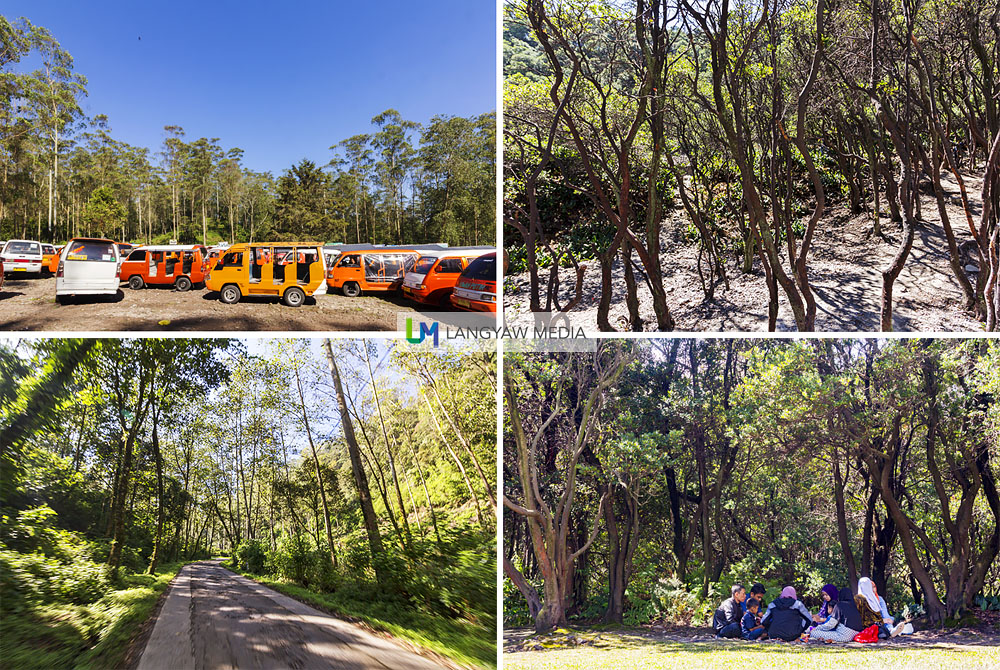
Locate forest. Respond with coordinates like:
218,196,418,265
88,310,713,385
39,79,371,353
504,0,1000,332
1,16,496,248
0,338,497,670
503,339,999,641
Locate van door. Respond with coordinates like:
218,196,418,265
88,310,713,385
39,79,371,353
61,240,118,291
273,247,294,287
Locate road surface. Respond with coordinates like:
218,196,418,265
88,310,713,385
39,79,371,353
137,561,448,670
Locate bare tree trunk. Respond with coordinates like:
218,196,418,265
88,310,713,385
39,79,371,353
323,339,385,585
293,359,337,567
363,344,411,550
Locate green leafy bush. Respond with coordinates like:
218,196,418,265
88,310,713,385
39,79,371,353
233,539,268,574
273,532,314,586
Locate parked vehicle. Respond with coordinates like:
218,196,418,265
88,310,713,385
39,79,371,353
204,245,230,272
205,243,328,306
1,239,44,276
46,246,64,274
401,247,494,306
41,244,58,274
55,238,120,302
327,248,419,297
121,245,207,291
0,259,4,290
450,252,497,312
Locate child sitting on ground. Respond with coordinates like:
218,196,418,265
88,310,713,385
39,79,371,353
742,598,767,641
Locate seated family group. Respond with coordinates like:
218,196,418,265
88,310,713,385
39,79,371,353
713,578,910,643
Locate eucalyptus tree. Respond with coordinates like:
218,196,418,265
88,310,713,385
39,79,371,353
371,109,418,244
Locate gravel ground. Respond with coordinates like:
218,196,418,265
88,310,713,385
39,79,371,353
0,276,448,331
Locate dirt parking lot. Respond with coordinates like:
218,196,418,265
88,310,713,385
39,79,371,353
0,275,448,331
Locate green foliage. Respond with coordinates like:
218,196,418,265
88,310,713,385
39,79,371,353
272,531,315,586
233,538,268,574
974,595,1000,611
0,560,182,670
81,186,127,238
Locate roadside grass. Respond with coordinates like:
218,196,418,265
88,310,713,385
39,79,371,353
504,634,1000,670
0,561,184,670
228,566,496,670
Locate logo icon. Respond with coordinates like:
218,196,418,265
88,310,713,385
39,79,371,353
405,318,439,346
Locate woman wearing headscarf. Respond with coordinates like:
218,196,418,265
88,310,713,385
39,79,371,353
808,586,863,643
761,586,813,641
855,577,907,638
812,584,839,624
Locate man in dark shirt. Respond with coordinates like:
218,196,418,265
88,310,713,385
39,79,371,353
713,583,746,638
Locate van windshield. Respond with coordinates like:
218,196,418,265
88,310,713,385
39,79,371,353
5,241,40,255
413,256,436,274
65,241,116,261
463,255,496,282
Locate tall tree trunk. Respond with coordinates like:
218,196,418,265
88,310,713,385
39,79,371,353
323,339,386,585
147,399,165,574
293,359,337,567
363,344,411,550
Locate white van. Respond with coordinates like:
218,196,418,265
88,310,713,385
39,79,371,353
2,239,44,275
55,238,121,302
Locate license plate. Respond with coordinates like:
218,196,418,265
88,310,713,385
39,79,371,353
402,287,412,295
12,267,26,271
453,297,469,307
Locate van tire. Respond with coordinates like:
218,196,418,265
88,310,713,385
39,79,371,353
128,275,144,290
283,286,306,307
220,284,241,304
175,276,192,292
342,281,361,298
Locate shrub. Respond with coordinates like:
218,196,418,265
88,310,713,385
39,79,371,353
273,532,314,586
233,539,268,574
0,548,110,609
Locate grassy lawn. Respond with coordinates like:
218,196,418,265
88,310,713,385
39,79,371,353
228,566,496,670
504,635,1000,670
0,561,185,670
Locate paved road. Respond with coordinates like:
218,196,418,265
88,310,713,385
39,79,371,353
137,561,447,670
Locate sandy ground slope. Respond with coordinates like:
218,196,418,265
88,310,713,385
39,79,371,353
505,171,987,333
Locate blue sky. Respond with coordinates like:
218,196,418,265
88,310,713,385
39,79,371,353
5,0,496,175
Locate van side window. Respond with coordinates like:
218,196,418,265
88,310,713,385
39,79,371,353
364,255,383,280
437,258,463,273
382,254,404,277
220,251,243,267
340,254,360,267
127,250,147,261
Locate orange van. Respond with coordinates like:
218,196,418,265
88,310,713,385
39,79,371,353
205,242,328,306
450,252,497,312
327,248,419,297
401,247,494,307
45,246,64,273
41,244,58,274
121,245,207,291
